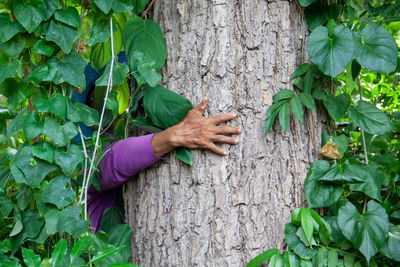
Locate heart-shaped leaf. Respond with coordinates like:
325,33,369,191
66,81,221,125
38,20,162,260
307,25,354,77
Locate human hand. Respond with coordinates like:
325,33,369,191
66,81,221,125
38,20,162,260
151,97,241,157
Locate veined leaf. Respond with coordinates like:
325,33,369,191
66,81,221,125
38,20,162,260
13,0,46,33
279,102,290,133
285,223,317,259
247,248,279,267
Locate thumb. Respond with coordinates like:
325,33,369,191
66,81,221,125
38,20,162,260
195,97,208,115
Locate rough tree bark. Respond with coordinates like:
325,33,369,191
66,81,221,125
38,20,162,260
125,1,323,266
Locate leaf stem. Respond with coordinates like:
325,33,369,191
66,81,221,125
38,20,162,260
357,76,368,165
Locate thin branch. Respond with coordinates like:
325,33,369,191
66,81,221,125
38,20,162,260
75,0,85,53
141,0,156,19
78,125,88,205
84,16,116,221
357,76,368,165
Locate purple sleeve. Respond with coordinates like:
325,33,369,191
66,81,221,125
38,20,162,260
87,133,161,232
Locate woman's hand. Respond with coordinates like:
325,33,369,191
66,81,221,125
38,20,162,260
151,97,241,157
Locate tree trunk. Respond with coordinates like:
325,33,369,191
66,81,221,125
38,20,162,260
124,1,323,266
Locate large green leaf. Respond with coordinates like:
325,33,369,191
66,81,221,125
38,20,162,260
133,0,149,14
381,224,400,262
0,13,24,42
54,7,80,28
44,0,61,20
54,144,83,175
284,223,317,259
43,118,77,147
23,112,44,141
22,210,43,239
0,35,25,58
304,160,343,208
123,19,167,75
247,249,279,267
70,236,90,265
51,239,68,267
143,85,192,129
49,51,87,90
323,93,350,121
10,146,57,188
32,142,54,164
33,39,55,57
46,20,78,54
348,165,383,202
66,99,99,126
348,100,394,135
299,92,316,112
44,206,89,237
95,59,129,87
268,254,283,267
88,19,111,46
318,163,364,184
31,64,57,83
307,25,354,77
42,175,75,209
99,207,124,234
22,248,41,267
175,147,193,166
13,0,46,33
17,185,33,211
0,60,20,84
338,200,389,262
354,24,398,74
305,2,340,31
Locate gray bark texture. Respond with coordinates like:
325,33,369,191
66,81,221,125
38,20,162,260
124,1,323,266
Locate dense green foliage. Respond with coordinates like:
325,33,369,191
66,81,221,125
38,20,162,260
252,0,400,266
0,0,192,266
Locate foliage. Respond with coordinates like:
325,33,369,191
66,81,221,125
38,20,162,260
0,0,192,266
252,0,400,266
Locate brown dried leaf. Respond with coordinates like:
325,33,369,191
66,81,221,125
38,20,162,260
320,141,343,159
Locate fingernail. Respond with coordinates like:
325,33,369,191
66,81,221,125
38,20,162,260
237,128,241,133
223,151,228,155
231,112,237,117
235,138,239,144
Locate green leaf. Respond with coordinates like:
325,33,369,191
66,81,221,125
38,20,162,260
300,208,314,247
22,209,43,239
247,248,279,267
70,236,90,264
136,59,162,87
307,25,354,77
133,115,163,132
323,93,350,121
279,102,290,133
354,24,398,74
32,142,54,164
338,200,389,262
31,64,57,83
143,85,192,129
54,7,80,28
33,39,55,57
23,112,44,141
285,223,317,260
0,35,25,58
327,249,338,267
273,90,295,102
291,63,312,80
11,146,57,188
49,51,87,90
264,101,285,134
54,144,83,175
268,254,283,267
0,14,24,42
49,94,67,118
298,0,318,7
133,0,149,14
111,0,133,12
45,206,89,237
13,0,46,33
314,247,328,266
46,20,78,54
349,100,394,135
284,251,298,267
22,248,41,267
66,99,99,126
90,246,126,263
0,105,17,120
299,259,312,267
176,147,193,166
299,92,316,112
123,19,167,72
381,224,400,262
290,97,304,123
51,239,68,267
318,163,364,184
88,19,111,46
348,165,383,202
305,2,340,31
94,0,113,14
0,195,14,217
304,160,343,208
95,59,129,87
43,118,77,147
17,185,33,211
0,60,20,84
99,207,124,234
42,175,75,209
7,81,35,111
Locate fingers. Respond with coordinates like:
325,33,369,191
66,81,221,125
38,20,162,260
211,135,239,145
194,97,208,115
211,112,237,124
205,142,227,156
214,125,241,135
